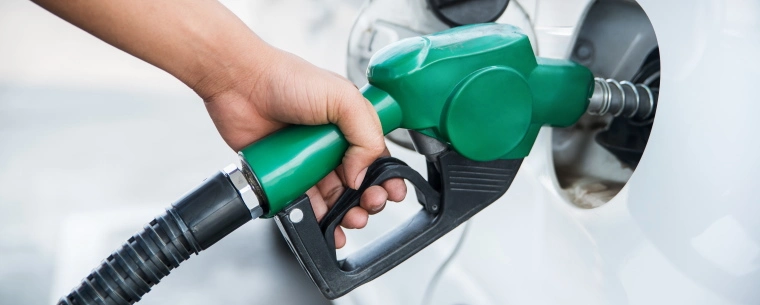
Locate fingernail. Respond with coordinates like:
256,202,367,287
371,204,385,213
354,168,368,189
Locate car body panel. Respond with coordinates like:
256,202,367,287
339,0,760,304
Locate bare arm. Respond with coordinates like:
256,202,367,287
32,0,265,97
32,0,407,248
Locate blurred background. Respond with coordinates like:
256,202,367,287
6,0,753,304
0,0,364,303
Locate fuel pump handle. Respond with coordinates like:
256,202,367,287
241,24,593,299
238,23,593,218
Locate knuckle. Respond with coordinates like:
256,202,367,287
367,141,386,156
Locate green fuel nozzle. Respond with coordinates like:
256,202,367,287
59,23,598,305
240,23,594,217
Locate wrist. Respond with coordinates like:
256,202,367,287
185,33,276,101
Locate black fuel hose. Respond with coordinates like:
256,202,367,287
57,169,255,305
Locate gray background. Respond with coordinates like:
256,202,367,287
0,0,363,303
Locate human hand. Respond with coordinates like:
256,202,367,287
32,0,405,248
197,47,407,248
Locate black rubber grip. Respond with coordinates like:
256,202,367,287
275,151,523,299
57,171,252,305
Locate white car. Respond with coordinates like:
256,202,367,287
2,0,755,304
335,0,760,304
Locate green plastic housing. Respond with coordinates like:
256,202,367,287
240,23,593,217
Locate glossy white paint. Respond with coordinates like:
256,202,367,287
340,0,760,304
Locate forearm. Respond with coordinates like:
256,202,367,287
32,0,271,98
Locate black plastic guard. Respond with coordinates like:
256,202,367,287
275,150,523,299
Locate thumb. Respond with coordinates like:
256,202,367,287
330,89,385,189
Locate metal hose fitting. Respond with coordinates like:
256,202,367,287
58,167,261,305
587,77,656,120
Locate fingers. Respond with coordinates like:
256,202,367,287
306,186,328,221
334,227,346,249
316,171,344,209
316,157,406,250
341,206,369,229
319,171,405,225
382,179,407,202
360,185,388,214
307,185,346,249
329,89,386,189
371,147,406,202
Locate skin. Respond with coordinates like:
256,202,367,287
32,0,407,248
